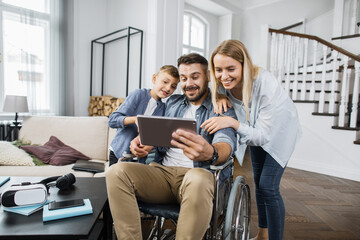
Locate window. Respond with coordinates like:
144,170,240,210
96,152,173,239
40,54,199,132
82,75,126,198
0,0,62,115
183,12,207,56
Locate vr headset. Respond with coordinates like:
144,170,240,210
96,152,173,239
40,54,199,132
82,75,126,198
1,173,75,208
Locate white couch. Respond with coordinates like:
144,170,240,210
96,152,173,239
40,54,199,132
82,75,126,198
0,116,116,177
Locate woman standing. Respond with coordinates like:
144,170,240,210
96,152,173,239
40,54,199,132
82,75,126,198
201,39,302,240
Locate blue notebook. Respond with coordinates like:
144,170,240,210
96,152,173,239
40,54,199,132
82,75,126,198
43,198,93,222
0,176,10,187
2,200,49,216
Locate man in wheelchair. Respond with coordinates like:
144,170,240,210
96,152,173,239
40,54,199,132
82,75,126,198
106,53,237,239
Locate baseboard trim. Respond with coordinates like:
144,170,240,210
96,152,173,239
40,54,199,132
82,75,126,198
287,157,360,182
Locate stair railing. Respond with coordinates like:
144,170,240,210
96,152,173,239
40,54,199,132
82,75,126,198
267,28,360,129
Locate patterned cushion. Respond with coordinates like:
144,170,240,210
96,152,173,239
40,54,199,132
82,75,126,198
0,141,35,166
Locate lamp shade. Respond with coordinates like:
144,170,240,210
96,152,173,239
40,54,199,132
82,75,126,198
3,95,29,113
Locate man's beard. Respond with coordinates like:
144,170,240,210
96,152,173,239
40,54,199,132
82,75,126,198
184,83,208,103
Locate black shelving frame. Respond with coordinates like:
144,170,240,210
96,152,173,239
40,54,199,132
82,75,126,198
90,26,143,97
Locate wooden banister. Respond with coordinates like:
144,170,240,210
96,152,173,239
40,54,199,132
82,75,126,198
332,34,360,40
280,22,303,31
269,28,360,62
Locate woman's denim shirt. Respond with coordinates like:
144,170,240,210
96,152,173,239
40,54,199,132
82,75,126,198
155,90,237,178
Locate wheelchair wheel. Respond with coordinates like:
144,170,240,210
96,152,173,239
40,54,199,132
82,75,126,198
223,176,251,240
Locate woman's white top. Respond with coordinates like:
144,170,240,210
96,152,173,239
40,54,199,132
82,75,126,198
223,68,302,168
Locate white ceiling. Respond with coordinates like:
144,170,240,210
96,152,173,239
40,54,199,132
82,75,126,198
185,0,284,16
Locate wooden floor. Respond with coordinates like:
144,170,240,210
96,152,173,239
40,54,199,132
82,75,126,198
235,150,360,240
141,151,360,240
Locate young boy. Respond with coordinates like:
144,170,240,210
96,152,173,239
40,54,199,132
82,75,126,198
108,65,179,165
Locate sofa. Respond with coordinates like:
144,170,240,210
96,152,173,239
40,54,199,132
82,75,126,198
0,116,116,177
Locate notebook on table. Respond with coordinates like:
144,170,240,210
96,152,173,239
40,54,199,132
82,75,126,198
2,200,50,216
72,160,105,173
43,198,93,222
0,176,10,187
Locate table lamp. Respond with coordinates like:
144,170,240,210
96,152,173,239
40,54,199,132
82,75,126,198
3,95,29,127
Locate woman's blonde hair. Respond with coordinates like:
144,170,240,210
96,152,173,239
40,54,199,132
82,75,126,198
210,39,258,121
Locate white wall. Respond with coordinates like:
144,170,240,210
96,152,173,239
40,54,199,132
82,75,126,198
218,14,233,43
145,0,183,89
231,14,242,41
64,0,75,116
101,0,149,98
65,0,183,116
289,103,360,181
65,0,107,116
307,10,334,40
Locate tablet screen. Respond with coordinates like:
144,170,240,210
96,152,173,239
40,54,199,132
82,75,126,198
137,115,197,148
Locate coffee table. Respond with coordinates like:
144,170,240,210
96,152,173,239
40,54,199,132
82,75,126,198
0,176,112,240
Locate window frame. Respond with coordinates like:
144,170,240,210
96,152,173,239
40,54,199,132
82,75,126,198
183,11,208,57
0,0,57,116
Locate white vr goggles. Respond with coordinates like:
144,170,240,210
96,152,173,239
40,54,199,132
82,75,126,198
0,173,76,208
1,183,48,207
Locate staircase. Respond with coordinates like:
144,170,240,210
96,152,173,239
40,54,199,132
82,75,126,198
265,27,360,181
269,28,360,142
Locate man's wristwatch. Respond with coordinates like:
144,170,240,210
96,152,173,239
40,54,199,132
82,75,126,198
206,145,219,165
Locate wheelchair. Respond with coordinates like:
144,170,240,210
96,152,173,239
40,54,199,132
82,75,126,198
119,154,251,240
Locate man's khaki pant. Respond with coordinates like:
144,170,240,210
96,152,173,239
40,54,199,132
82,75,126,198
106,161,215,240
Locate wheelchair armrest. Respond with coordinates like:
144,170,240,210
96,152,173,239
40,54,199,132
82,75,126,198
210,157,233,171
119,149,156,163
211,157,234,185
119,152,137,162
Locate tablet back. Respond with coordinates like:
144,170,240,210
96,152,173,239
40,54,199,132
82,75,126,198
137,115,197,148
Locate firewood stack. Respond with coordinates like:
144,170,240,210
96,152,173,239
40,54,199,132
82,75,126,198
88,95,125,117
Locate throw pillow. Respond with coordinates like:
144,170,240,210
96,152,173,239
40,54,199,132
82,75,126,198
13,140,48,166
0,141,35,166
20,136,91,166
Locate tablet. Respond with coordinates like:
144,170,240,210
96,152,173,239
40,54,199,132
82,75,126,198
137,115,197,148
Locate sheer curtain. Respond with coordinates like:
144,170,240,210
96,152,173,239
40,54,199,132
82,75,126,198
0,0,63,116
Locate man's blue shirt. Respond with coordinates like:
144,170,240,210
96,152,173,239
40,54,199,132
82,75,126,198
155,90,237,173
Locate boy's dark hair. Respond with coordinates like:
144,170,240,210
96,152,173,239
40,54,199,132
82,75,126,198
177,53,208,73
159,65,179,79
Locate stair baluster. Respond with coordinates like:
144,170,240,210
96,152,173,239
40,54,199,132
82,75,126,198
300,38,309,100
270,32,277,75
309,40,318,101
329,51,339,114
277,34,284,84
350,61,360,128
285,35,292,94
318,45,328,113
292,37,300,100
338,56,349,127
345,69,352,118
350,0,358,35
